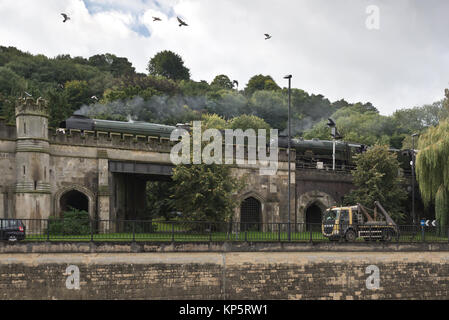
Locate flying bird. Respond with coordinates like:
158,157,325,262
91,95,99,101
232,80,239,89
61,13,70,23
24,91,32,97
152,16,162,22
177,16,188,27
264,33,271,40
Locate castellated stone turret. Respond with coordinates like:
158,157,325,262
14,97,51,219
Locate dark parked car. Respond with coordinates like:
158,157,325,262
0,219,26,241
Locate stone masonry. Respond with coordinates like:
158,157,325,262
1,251,449,300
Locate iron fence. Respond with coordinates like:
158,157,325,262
2,218,449,243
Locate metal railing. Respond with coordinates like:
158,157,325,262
2,219,449,243
295,161,356,173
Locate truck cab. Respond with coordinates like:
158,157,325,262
322,206,358,241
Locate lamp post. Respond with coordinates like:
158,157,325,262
327,118,341,171
411,133,419,225
284,74,292,241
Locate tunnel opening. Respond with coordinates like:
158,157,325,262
109,161,175,224
112,172,174,221
240,197,262,232
59,190,89,215
305,202,323,231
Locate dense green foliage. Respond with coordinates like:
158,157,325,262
171,163,243,222
210,74,233,90
416,114,449,233
344,145,407,222
47,208,90,235
146,181,176,220
303,101,447,148
1,45,444,150
148,115,258,221
147,50,190,81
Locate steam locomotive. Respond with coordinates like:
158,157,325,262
277,136,413,174
59,113,177,138
59,114,413,174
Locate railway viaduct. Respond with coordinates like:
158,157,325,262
0,97,354,227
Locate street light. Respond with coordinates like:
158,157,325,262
284,74,292,241
327,118,342,171
411,133,419,225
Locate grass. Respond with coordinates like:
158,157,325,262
21,230,449,242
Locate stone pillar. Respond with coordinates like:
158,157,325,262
14,97,51,223
97,150,110,233
0,192,4,218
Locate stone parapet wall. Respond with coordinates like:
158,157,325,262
1,251,449,300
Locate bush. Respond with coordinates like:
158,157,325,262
47,208,90,235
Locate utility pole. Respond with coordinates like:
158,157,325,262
284,75,292,241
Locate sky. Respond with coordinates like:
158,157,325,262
0,0,448,115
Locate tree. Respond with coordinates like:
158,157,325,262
228,114,272,140
46,88,70,128
210,74,233,90
228,114,271,132
303,105,394,146
244,74,280,95
201,113,227,130
249,90,287,130
170,118,244,222
392,102,444,135
64,80,92,112
344,145,407,222
171,163,242,222
416,118,449,234
147,50,190,81
0,67,26,96
179,79,210,97
88,53,135,77
443,89,449,119
146,181,176,220
204,90,248,119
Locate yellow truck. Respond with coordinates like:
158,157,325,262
322,201,399,242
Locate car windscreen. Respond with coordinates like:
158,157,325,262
323,209,339,222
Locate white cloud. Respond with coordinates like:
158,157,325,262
0,0,448,114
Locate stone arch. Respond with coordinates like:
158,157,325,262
297,191,335,226
54,185,96,218
235,191,266,225
240,197,262,231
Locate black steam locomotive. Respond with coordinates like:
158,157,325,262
59,113,177,138
59,114,413,174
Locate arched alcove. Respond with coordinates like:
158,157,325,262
305,202,324,231
60,190,89,213
240,197,262,232
297,191,336,231
54,185,96,218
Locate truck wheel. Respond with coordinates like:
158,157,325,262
345,230,356,242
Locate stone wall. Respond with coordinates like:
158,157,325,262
1,251,449,300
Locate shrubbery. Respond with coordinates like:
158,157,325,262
47,208,90,235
